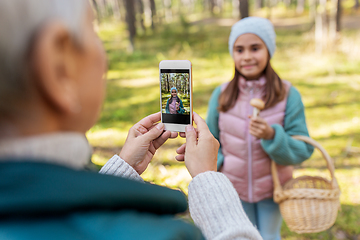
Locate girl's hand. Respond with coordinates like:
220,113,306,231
120,112,178,175
248,115,275,140
176,102,179,110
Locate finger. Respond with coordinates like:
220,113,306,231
251,116,266,124
185,125,197,150
141,122,165,143
249,129,259,138
169,131,178,139
179,132,186,138
176,143,186,154
148,142,156,155
136,112,161,130
250,125,263,134
248,115,258,122
153,130,171,150
249,129,262,138
132,124,149,137
250,121,264,130
175,154,185,161
193,112,210,133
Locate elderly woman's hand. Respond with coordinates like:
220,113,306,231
119,112,177,175
175,113,219,178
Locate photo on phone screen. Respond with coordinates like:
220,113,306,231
160,69,191,125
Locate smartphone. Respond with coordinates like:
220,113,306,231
159,60,193,132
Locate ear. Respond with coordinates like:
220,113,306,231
31,21,81,115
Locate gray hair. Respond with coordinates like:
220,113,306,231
0,0,88,116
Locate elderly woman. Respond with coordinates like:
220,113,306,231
0,1,262,239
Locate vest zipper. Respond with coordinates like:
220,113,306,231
248,88,253,202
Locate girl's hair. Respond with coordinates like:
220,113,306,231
218,61,286,112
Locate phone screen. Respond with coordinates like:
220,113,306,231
160,69,191,125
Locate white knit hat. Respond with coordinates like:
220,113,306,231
228,17,276,58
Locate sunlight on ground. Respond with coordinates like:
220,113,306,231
310,118,360,139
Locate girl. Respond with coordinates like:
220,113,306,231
0,1,262,239
206,17,314,240
165,87,185,114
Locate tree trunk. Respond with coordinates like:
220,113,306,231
183,0,196,13
239,0,249,19
92,0,102,23
209,0,216,14
166,74,169,92
117,0,126,22
98,0,107,19
137,0,146,32
144,0,151,28
111,0,121,20
329,0,338,42
149,0,156,29
266,0,272,19
124,0,136,52
355,0,359,9
309,0,316,21
284,0,291,8
315,0,327,53
217,0,224,13
163,0,172,22
232,0,240,18
336,0,341,31
255,0,263,9
296,0,305,14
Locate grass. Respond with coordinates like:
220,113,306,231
88,12,360,239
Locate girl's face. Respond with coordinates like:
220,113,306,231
171,90,177,98
232,33,269,80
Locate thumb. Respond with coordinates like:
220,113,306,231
185,125,197,149
141,122,165,143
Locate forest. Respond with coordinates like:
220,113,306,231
88,0,360,239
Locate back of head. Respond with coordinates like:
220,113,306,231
0,0,87,117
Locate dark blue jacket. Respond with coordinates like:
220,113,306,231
0,160,204,240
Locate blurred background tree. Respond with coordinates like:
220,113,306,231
88,0,360,239
89,0,351,52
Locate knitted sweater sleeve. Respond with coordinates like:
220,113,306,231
100,156,262,239
99,155,144,182
189,172,263,240
206,86,225,170
261,86,314,165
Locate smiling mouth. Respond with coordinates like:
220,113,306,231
242,65,255,69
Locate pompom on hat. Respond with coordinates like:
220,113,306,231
228,17,276,58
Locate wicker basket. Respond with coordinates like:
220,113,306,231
271,135,341,234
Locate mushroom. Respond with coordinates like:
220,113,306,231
250,98,265,117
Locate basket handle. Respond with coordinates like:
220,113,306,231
272,135,339,194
